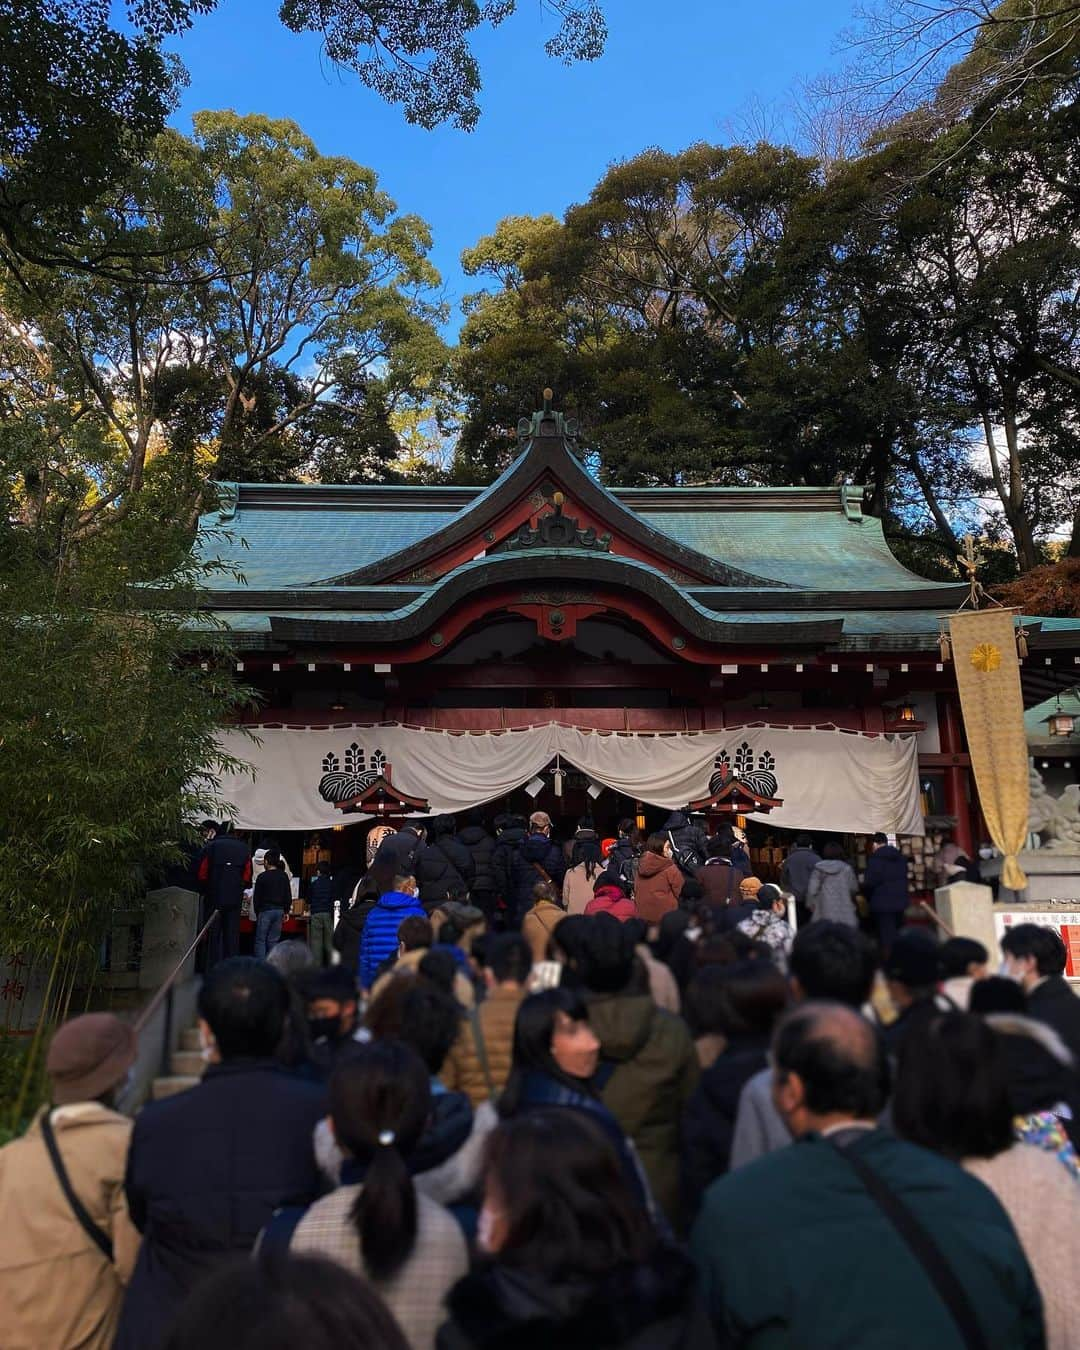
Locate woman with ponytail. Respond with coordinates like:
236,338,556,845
286,1041,468,1350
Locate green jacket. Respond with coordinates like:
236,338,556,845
586,991,699,1229
690,1128,1044,1350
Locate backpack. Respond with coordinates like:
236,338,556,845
668,831,704,877
614,850,639,894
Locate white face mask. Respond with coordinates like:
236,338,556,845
199,1024,218,1063
476,1204,499,1254
998,959,1022,983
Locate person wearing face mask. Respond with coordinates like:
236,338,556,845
1000,924,1080,1064
262,1042,468,1350
0,1014,140,1350
437,1110,712,1350
359,874,426,991
496,988,660,1224
298,965,365,1067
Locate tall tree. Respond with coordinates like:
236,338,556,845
0,112,446,563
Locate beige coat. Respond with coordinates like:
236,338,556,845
636,946,681,1014
563,862,602,915
0,1103,140,1350
440,984,526,1107
964,1144,1080,1350
291,1184,468,1350
521,898,566,964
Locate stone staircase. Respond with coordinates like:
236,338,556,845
150,1024,205,1100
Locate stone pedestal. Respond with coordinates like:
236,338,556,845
935,882,998,955
995,851,1080,905
138,887,200,991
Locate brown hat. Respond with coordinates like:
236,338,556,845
46,1013,137,1105
528,811,552,830
739,875,763,900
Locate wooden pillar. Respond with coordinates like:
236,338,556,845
937,692,975,857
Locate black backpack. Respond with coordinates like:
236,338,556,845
668,831,704,877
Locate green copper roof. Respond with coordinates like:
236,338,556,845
193,480,957,597
641,510,937,592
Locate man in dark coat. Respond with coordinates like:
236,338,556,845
414,818,469,908
456,808,496,916
196,821,252,966
415,815,474,908
862,831,910,954
370,823,424,882
696,837,749,911
515,812,566,922
491,815,533,927
780,835,820,922
663,810,708,872
1001,922,1080,1063
692,1002,1044,1349
115,960,326,1349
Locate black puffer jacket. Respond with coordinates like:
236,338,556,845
437,1246,717,1350
662,812,708,870
457,824,496,894
524,833,566,886
332,898,377,974
608,838,640,890
371,827,423,879
681,1033,770,1223
431,832,476,887
492,827,531,912
511,833,567,920
415,841,466,905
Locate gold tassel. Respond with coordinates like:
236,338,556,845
939,629,952,663
1016,628,1028,659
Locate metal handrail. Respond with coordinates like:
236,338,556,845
134,909,220,1035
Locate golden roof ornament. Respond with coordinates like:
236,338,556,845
938,534,1028,661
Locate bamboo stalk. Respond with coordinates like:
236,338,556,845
11,900,72,1128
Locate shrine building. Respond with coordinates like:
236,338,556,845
193,395,1080,892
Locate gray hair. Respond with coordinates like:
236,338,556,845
266,939,316,979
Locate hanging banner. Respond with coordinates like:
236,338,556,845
948,609,1029,891
212,723,922,837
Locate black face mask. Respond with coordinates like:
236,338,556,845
307,1015,343,1044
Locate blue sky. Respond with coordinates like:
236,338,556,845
170,0,858,331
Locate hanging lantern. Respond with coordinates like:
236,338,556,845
1016,626,1029,659
552,755,564,796
1044,696,1077,738
896,702,917,724
635,802,646,833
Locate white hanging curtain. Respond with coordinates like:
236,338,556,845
212,722,923,837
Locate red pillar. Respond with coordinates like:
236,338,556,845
936,692,975,857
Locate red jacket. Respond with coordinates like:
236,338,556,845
585,886,637,922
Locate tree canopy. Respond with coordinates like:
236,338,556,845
0,111,447,566
452,37,1080,569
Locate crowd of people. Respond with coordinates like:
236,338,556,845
3,807,1080,1350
